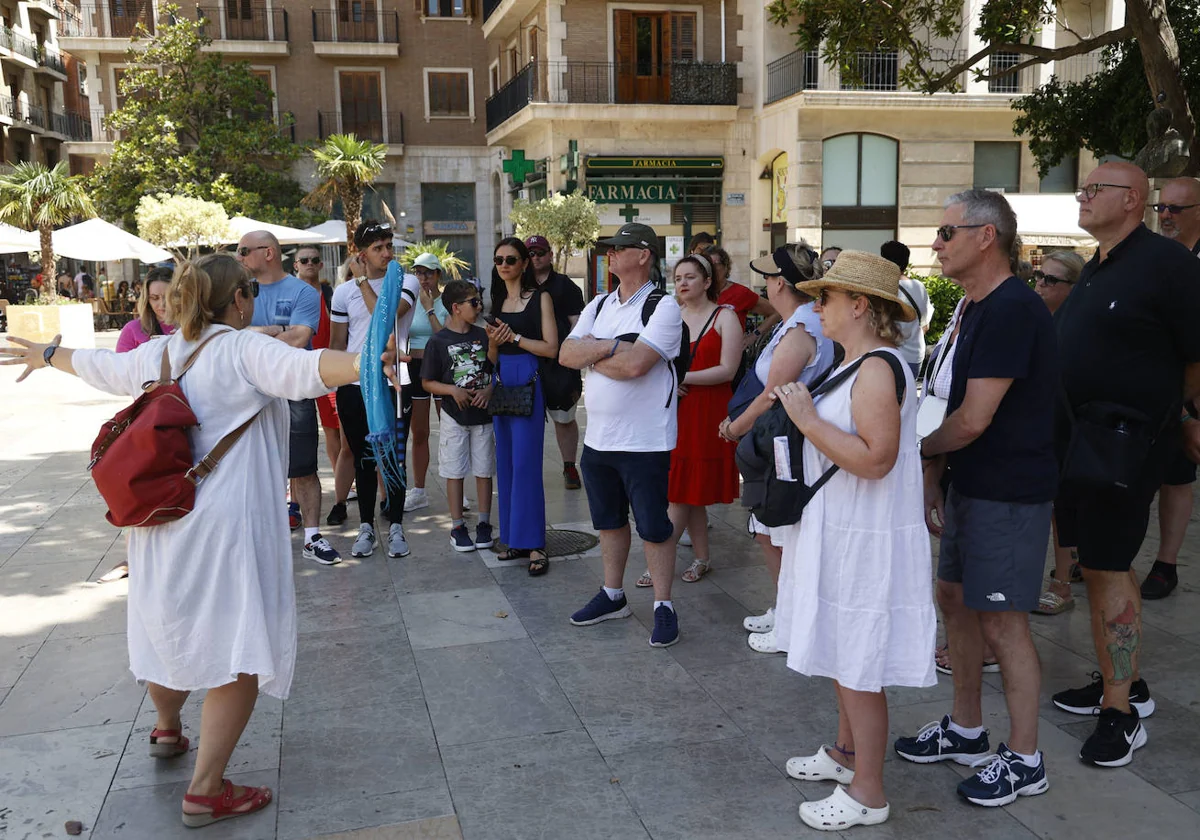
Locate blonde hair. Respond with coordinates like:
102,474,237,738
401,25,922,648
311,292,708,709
137,267,174,337
853,293,907,346
1042,250,1086,284
167,253,253,340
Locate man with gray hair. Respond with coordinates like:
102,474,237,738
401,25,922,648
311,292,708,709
895,189,1058,807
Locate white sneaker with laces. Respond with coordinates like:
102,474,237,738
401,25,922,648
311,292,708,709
404,488,430,512
388,523,410,558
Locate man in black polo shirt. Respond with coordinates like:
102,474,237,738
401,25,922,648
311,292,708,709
1142,177,1200,599
1052,162,1200,767
526,235,586,489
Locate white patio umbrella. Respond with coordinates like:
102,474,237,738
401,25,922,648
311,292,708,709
0,222,38,254
52,218,172,263
227,216,327,245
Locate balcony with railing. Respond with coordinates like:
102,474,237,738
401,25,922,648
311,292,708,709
311,8,400,56
765,50,819,104
59,2,156,49
62,108,118,150
481,0,538,38
1050,49,1105,85
486,60,738,133
35,44,67,77
6,99,48,131
317,110,403,147
986,52,1035,94
0,25,40,66
23,0,62,19
195,5,289,52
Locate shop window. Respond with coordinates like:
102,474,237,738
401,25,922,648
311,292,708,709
974,141,1021,193
1040,153,1079,193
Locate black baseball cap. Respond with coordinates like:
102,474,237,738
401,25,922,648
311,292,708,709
598,223,659,256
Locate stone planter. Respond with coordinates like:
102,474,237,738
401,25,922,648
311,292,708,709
6,303,96,348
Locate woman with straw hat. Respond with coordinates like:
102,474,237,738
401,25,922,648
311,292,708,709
769,250,936,830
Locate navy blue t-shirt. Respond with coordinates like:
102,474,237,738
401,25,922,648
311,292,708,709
946,276,1059,503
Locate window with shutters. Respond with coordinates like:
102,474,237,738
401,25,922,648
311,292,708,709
339,71,384,141
613,8,699,104
424,0,468,16
425,69,474,120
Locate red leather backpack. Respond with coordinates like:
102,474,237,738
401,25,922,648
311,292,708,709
88,332,256,527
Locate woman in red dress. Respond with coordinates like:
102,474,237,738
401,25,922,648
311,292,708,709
702,245,781,340
667,253,742,582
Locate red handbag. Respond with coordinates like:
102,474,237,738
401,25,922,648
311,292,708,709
88,332,257,527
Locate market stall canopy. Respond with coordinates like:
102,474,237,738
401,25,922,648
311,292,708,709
52,218,173,263
1007,194,1097,249
304,219,415,249
228,216,327,245
0,222,38,254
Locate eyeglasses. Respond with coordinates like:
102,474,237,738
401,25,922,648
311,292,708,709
1151,202,1200,214
816,288,852,306
529,249,549,257
1033,270,1073,287
296,256,321,266
493,255,521,266
237,245,269,257
936,224,987,242
1075,183,1131,200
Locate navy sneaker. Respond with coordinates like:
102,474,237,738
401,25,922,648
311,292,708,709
570,589,632,626
894,716,990,765
957,744,1049,807
302,534,341,566
450,524,475,553
649,604,679,648
474,521,495,550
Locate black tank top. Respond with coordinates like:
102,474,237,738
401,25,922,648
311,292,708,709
495,287,543,355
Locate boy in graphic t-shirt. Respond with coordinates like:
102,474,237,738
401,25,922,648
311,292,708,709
420,280,496,553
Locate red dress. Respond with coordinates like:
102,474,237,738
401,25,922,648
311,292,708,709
668,314,740,506
718,281,761,329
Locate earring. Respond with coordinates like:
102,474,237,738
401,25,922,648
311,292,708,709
237,307,245,326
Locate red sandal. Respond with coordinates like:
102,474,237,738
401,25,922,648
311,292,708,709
181,779,273,828
148,728,190,758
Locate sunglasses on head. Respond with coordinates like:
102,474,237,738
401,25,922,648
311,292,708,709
296,256,321,266
937,224,987,242
237,245,269,257
493,255,521,266
1033,270,1072,287
1151,202,1200,214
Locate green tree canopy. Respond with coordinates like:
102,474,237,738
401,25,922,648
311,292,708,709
136,193,233,260
89,5,315,230
510,193,601,272
302,134,388,253
767,1,1197,174
0,162,96,299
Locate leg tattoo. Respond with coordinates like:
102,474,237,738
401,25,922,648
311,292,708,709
1103,600,1139,684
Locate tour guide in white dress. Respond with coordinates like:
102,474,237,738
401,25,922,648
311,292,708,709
1,253,391,830
769,251,936,831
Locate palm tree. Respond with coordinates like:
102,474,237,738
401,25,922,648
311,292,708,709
302,134,387,253
0,161,96,302
397,240,470,281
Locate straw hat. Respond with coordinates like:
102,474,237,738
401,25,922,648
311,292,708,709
794,250,917,321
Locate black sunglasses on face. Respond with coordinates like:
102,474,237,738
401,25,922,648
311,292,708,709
237,245,270,257
529,249,549,257
296,256,321,265
1151,202,1200,214
455,296,482,308
494,255,521,266
1033,270,1072,287
936,224,987,242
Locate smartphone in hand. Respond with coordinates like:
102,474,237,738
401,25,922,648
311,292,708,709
484,314,500,327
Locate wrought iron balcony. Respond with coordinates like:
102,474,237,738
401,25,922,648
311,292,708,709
482,0,501,20
37,44,66,74
195,5,288,42
59,2,156,39
311,8,399,43
485,60,738,132
765,50,819,104
317,110,403,145
0,25,39,61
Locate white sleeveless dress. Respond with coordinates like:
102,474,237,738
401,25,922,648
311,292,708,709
773,347,937,692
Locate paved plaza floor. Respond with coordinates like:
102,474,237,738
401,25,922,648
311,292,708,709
2,332,1200,839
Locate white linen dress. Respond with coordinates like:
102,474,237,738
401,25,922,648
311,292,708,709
71,325,329,699
773,347,937,693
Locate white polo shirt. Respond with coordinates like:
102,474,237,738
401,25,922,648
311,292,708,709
330,269,420,385
568,281,682,452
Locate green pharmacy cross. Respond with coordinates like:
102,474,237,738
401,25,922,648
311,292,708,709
618,204,640,222
502,150,538,184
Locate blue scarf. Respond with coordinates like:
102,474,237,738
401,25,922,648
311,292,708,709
360,260,407,502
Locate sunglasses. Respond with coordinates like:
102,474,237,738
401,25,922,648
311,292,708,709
493,255,522,266
455,296,482,308
237,245,269,257
296,256,321,266
1151,202,1200,214
936,224,986,242
1075,183,1130,201
529,249,549,257
1033,270,1073,287
362,223,392,236
244,280,259,298
816,288,853,306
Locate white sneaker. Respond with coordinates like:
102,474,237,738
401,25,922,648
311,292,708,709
743,607,774,633
388,523,410,558
351,524,376,557
679,529,692,547
404,488,430,512
747,628,782,654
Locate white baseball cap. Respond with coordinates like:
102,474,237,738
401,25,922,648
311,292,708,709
412,252,442,271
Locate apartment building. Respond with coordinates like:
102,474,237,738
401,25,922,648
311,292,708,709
0,1,87,167
59,0,497,274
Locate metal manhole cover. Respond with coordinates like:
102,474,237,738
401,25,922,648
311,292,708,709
494,529,599,558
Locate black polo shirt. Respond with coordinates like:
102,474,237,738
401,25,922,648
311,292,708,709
540,270,585,344
946,276,1059,503
1056,224,1200,431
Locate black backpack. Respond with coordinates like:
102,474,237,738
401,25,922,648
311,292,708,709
736,350,907,527
595,288,691,405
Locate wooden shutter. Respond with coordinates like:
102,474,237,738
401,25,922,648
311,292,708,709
614,9,634,102
669,12,696,62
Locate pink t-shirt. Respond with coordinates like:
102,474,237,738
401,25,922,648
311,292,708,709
115,318,176,353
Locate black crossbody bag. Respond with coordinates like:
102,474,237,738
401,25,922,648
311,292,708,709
1059,395,1174,491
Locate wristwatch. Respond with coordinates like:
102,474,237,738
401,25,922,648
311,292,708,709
513,334,522,345
43,343,59,369
355,276,367,287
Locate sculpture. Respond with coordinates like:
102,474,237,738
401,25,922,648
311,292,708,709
1132,106,1190,178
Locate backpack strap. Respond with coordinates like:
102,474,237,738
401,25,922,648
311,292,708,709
185,414,258,486
153,329,232,387
641,288,665,325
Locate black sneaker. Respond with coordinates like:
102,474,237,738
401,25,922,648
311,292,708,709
474,521,494,550
1080,707,1147,767
1140,568,1178,600
326,501,347,527
894,715,990,765
650,604,679,648
1052,671,1156,717
450,524,475,553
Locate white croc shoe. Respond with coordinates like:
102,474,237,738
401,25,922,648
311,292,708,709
743,607,775,634
799,786,888,831
786,746,856,783
747,628,783,654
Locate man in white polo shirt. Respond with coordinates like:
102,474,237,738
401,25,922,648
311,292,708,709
559,223,684,647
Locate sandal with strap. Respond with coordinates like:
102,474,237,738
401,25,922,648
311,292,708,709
635,570,654,588
934,642,999,676
495,548,531,562
181,779,273,828
681,559,710,583
1033,588,1075,616
799,785,889,831
527,551,550,577
149,728,190,758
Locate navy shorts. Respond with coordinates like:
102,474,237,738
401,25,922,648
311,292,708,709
288,398,319,478
579,447,673,544
937,487,1051,612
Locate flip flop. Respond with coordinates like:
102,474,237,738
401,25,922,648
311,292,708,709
96,564,129,584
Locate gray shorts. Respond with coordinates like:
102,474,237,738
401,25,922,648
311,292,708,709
288,398,319,478
937,487,1051,612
